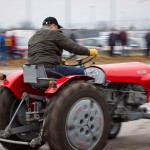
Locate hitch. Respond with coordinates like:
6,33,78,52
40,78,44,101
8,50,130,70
30,119,46,147
30,136,43,148
1,93,28,138
0,120,46,148
0,138,30,145
0,124,41,138
0,92,46,147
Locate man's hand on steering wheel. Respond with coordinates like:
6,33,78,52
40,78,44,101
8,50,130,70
61,59,66,65
89,48,98,57
61,49,98,67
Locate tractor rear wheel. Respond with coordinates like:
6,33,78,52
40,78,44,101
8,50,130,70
0,86,40,150
45,81,110,150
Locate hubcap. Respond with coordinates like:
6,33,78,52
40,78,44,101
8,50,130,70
66,98,104,150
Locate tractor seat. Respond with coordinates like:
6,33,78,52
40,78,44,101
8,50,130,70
22,64,64,89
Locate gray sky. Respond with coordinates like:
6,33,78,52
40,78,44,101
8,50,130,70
0,0,150,28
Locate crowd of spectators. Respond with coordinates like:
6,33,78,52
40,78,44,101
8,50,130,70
108,28,128,57
0,28,150,66
108,28,150,57
0,33,16,66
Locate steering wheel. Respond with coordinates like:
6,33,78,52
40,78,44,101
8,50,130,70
64,55,95,67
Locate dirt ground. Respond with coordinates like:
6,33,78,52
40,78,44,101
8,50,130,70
1,56,150,69
96,56,150,64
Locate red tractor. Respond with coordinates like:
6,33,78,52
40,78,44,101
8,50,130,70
0,56,110,150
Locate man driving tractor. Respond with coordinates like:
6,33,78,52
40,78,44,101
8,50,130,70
28,16,98,76
0,17,110,150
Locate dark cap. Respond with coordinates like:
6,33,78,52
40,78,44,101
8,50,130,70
42,17,62,29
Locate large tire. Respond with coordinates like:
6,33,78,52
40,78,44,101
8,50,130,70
45,81,110,150
0,86,39,150
108,122,121,139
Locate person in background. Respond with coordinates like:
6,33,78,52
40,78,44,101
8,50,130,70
5,36,12,57
28,16,98,76
119,27,128,56
145,29,150,56
0,33,7,66
69,29,77,42
108,29,117,57
10,34,17,56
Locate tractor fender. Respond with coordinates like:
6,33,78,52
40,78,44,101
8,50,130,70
45,75,93,98
0,70,43,100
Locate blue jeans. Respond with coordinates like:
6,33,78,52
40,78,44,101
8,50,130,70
46,65,85,76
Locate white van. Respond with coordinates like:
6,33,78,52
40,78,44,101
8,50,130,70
5,30,36,58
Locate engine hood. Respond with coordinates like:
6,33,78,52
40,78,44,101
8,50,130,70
97,62,150,83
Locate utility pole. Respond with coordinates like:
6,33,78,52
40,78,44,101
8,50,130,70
26,0,31,22
110,0,116,28
25,0,32,27
89,5,96,28
65,0,71,27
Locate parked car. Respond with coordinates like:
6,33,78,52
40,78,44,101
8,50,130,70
77,36,146,55
5,30,36,59
77,37,122,55
128,37,146,50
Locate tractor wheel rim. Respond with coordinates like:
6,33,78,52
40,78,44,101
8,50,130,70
66,98,104,150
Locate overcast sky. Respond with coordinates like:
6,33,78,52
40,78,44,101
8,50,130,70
0,0,150,28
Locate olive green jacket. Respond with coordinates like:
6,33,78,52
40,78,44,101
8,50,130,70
28,26,90,68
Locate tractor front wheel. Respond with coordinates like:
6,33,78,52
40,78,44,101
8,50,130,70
109,122,122,139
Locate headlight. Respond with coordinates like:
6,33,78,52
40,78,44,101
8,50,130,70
84,67,105,84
